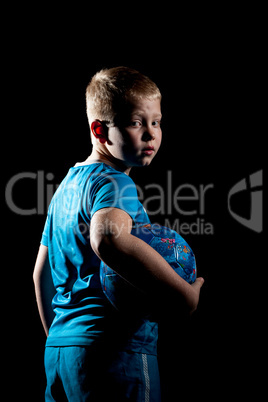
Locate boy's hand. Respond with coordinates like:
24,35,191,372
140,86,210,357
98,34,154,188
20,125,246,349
192,277,205,290
190,277,205,314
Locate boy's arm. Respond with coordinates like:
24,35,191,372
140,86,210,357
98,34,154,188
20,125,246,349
33,245,55,336
90,208,204,314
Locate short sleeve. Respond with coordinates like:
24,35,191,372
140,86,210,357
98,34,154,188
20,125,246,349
40,203,52,246
41,214,49,246
90,171,140,221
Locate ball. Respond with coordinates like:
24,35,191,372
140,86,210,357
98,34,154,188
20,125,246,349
99,224,197,313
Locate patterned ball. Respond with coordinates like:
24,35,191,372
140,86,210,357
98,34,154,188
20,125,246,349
99,224,196,313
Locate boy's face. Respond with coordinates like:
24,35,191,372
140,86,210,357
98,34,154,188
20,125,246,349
107,98,162,168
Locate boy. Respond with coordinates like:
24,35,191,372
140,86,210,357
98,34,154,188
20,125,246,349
33,66,204,401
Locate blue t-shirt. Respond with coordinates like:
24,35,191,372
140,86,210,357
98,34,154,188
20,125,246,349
41,163,157,353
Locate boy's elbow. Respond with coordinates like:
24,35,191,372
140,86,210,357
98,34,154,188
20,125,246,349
33,267,38,285
33,266,42,288
90,234,113,260
91,232,127,262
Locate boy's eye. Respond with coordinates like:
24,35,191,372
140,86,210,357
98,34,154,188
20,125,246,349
130,121,142,127
129,119,161,128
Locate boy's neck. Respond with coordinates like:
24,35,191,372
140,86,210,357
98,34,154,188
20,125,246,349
86,149,131,175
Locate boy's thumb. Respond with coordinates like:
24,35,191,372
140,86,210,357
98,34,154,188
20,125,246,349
196,277,205,287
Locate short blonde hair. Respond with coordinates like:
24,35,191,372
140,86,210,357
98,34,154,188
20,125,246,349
86,66,161,126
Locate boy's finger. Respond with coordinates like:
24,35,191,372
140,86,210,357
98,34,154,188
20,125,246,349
193,277,205,288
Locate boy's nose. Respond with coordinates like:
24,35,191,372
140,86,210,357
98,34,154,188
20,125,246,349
142,127,155,141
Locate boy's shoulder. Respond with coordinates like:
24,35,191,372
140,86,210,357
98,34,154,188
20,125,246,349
71,162,128,177
67,162,137,197
52,163,135,202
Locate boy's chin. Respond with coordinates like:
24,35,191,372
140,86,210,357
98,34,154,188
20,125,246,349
142,160,152,167
126,154,154,168
133,159,153,168
142,156,155,166
137,155,155,167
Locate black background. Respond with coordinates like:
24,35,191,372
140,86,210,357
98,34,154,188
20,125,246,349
4,8,265,401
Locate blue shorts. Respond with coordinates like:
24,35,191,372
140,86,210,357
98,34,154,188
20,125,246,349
44,346,161,401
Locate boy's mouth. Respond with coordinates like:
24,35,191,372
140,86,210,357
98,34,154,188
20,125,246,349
142,146,155,156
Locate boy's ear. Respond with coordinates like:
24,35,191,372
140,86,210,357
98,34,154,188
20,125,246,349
91,120,107,144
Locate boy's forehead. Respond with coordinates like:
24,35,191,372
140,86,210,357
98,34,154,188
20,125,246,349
126,97,162,116
112,97,161,126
